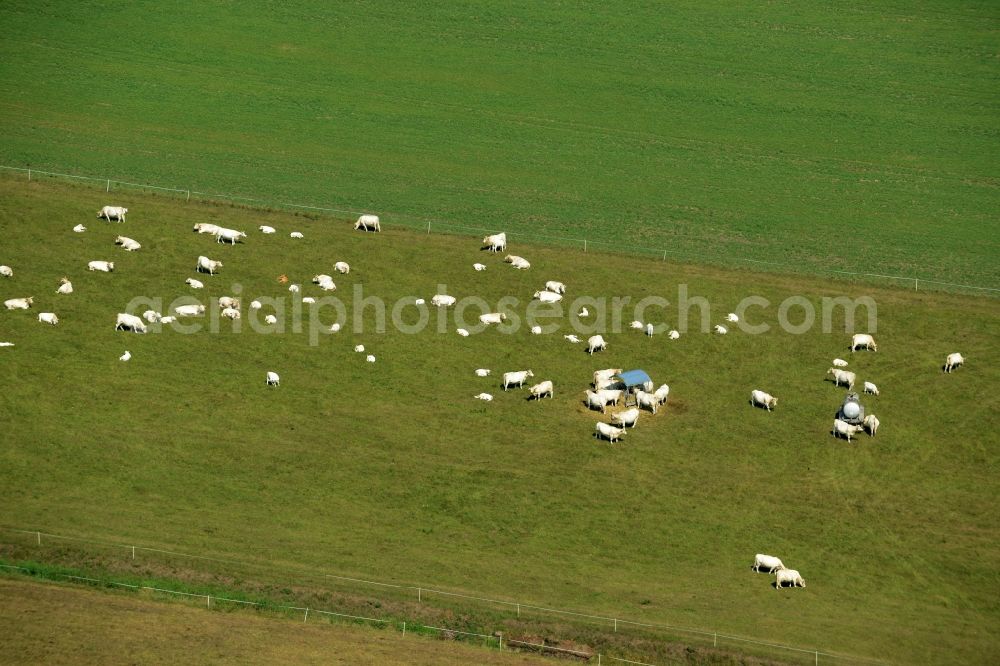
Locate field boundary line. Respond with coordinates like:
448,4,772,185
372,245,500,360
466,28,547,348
1,163,996,296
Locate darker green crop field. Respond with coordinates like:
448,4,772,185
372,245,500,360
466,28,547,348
0,1,997,288
0,176,998,663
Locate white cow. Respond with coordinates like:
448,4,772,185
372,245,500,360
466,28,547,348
629,320,644,330
196,255,223,275
73,224,86,233
752,554,785,573
775,569,806,589
218,297,240,310
355,214,381,232
473,263,486,271
159,316,176,324
259,225,276,234
174,304,206,317
354,345,365,353
193,223,221,235
4,297,33,310
530,325,542,335
578,307,590,317
528,380,554,400
221,307,241,320
505,255,530,270
185,278,204,289
564,334,580,343
264,314,278,324
863,381,879,396
585,390,608,413
56,278,73,295
944,352,965,373
97,206,127,222
596,388,624,408
431,294,456,307
216,228,246,244
414,298,425,305
289,231,304,239
115,313,147,333
593,368,623,387
750,390,777,411
482,232,506,252
714,324,728,335
851,333,878,352
653,384,670,405
832,358,849,367
827,368,857,390
475,368,491,377
533,290,562,303
142,310,161,323
37,312,59,325
611,408,640,428
266,371,280,386
635,390,658,414
312,275,337,291
302,297,316,304
329,323,341,332
544,281,566,294
863,414,880,437
645,323,654,337
595,421,626,442
0,265,12,277
88,260,114,272
366,354,376,363
587,335,607,355
334,261,350,274
119,351,131,362
726,313,739,323
249,300,262,310
479,312,506,325
474,393,493,401
502,370,534,391
668,330,680,340
456,328,470,337
115,235,141,251
833,418,865,442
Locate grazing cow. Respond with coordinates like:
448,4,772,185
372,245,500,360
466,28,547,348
863,414,880,437
533,290,562,303
750,390,777,411
863,381,879,396
266,371,280,386
334,261,350,274
595,422,626,442
587,335,607,355
259,225,276,234
752,554,785,573
4,297,33,310
502,370,534,391
482,232,506,252
851,333,877,352
775,569,806,589
833,418,864,442
56,278,73,294
585,390,608,413
114,235,141,251
544,281,566,294
0,265,12,277
653,384,670,405
37,312,59,325
115,313,147,333
827,368,857,390
215,228,247,244
193,223,221,235
196,255,223,275
645,323,654,337
944,352,965,373
97,206,127,222
87,260,114,272
596,388,624,408
355,214,381,232
593,368,623,387
611,408,640,428
528,380,554,400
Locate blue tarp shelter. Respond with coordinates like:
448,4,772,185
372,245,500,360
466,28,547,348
615,369,652,406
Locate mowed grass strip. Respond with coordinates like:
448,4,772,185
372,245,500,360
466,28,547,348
0,1,997,286
0,176,998,664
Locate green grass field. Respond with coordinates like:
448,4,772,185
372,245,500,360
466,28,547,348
0,1,997,288
0,176,997,664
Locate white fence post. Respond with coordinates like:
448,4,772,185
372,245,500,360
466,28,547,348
131,546,135,560
27,169,31,181
186,190,190,202
663,249,666,261
516,603,519,617
427,221,431,234
915,278,918,291
584,239,587,252
417,587,421,602
207,595,211,608
37,531,41,545
106,179,110,193
304,607,309,622
613,617,617,632
815,650,819,665
402,621,406,637
714,632,717,647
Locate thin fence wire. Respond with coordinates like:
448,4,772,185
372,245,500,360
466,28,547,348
0,527,887,665
2,164,996,296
